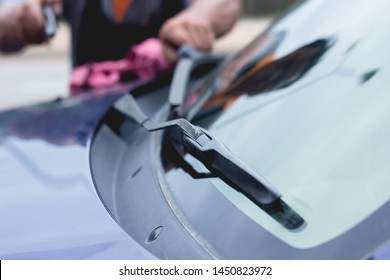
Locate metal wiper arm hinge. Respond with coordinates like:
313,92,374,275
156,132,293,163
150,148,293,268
114,94,305,230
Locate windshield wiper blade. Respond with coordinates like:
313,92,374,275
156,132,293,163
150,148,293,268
114,94,305,230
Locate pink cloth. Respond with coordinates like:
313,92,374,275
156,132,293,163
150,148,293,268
70,38,173,95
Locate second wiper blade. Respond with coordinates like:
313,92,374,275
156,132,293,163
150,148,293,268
114,94,305,230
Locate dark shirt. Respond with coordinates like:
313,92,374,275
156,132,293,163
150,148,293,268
63,0,188,66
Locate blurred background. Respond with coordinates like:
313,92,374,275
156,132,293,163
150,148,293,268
0,0,298,111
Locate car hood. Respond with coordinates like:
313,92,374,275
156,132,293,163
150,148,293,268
0,93,156,259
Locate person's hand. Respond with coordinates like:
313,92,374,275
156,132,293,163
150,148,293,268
20,0,62,44
21,0,48,45
0,5,25,52
0,0,62,53
158,13,215,63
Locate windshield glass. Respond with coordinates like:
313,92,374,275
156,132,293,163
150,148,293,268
208,69,390,248
162,0,390,257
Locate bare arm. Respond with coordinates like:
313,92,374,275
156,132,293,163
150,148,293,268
159,0,242,62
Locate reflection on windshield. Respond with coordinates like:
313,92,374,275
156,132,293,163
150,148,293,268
221,39,330,96
182,31,332,120
216,31,286,94
181,32,285,114
204,38,331,112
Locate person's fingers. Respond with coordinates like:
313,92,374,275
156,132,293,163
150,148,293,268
159,19,191,50
204,22,216,50
21,1,46,44
42,0,63,15
161,43,179,63
162,16,215,52
26,0,45,27
190,23,214,51
160,15,216,57
0,5,25,52
182,21,204,50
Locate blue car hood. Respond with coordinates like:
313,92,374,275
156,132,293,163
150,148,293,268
0,93,156,259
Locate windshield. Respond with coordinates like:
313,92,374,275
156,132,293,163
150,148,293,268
162,0,390,258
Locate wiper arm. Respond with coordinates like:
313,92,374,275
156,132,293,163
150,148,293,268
114,94,305,230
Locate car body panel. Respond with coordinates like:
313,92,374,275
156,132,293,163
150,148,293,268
0,93,156,259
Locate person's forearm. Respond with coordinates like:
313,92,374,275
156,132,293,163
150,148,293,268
185,0,241,37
